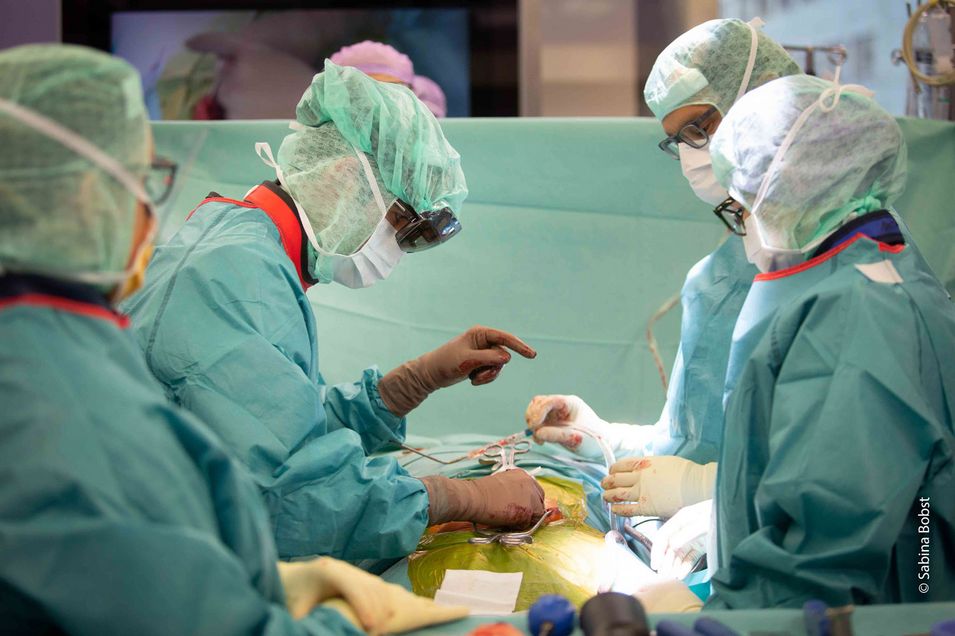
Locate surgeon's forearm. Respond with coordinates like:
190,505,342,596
323,369,408,453
378,358,433,417
420,471,545,527
420,475,477,525
264,432,430,560
689,462,718,503
605,421,657,458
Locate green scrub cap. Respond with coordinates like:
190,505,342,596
710,74,908,252
0,44,149,279
644,18,801,120
283,60,467,234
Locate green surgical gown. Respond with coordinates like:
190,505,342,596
0,275,361,635
123,188,429,560
646,236,757,462
709,234,955,608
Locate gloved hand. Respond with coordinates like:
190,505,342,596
324,585,469,635
421,469,546,527
633,579,703,613
379,326,537,417
525,394,641,459
651,499,712,580
601,456,717,518
278,557,392,627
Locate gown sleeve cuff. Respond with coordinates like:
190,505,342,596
365,368,408,444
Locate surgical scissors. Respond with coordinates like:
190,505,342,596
468,509,553,546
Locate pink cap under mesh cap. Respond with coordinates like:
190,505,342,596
411,74,447,118
329,40,415,86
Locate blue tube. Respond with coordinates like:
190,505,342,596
528,595,576,636
804,600,831,636
655,619,697,636
694,616,742,636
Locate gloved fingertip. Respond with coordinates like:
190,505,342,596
470,366,501,385
562,431,584,450
611,503,639,517
468,365,498,384
609,456,647,473
359,613,377,632
514,339,537,358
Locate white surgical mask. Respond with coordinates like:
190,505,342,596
255,140,404,289
679,144,728,205
741,224,802,273
678,18,763,206
0,97,155,303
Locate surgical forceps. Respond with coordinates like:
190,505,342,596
397,430,532,465
468,509,553,546
478,439,530,473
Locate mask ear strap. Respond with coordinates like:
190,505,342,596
255,140,323,252
352,146,391,219
0,97,152,207
255,141,279,169
749,97,817,224
816,68,873,113
0,97,153,288
734,18,764,105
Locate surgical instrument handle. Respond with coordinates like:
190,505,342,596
580,592,650,636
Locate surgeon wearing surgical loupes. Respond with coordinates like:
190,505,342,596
638,72,955,612
525,18,800,580
124,61,544,562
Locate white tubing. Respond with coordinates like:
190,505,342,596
567,425,619,530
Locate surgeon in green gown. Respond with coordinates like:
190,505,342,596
709,73,955,608
524,18,800,580
631,73,955,612
0,44,469,635
124,61,545,562
526,19,798,466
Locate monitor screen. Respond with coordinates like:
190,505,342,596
110,8,470,120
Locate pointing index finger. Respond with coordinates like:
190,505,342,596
483,328,537,359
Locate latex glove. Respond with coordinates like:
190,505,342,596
601,456,717,518
278,558,392,629
634,579,703,613
525,394,641,459
651,499,712,580
324,585,468,635
421,469,545,527
379,326,537,417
